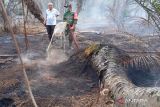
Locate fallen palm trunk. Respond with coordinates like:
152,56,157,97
91,45,160,107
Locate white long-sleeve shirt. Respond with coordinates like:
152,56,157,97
46,8,60,25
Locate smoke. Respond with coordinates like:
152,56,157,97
2,0,159,35
33,0,157,35
21,49,68,89
77,0,157,36
46,49,68,65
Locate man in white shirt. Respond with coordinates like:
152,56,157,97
44,3,60,40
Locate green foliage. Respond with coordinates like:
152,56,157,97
152,0,160,14
135,0,160,31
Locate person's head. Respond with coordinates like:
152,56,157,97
68,4,72,11
48,2,53,10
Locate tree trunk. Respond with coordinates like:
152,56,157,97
0,2,10,31
91,45,160,107
23,0,44,24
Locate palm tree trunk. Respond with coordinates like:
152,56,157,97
91,45,160,107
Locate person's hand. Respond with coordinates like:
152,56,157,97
70,25,75,30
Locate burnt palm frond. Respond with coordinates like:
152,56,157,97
122,52,160,71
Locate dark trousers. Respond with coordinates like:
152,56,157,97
46,25,56,40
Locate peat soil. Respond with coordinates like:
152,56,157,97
0,31,159,107
0,32,114,107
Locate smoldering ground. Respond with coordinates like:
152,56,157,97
19,45,99,98
21,49,69,89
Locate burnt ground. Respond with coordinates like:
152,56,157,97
0,31,160,107
0,32,115,107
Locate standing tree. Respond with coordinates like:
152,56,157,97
135,0,160,31
23,0,44,23
0,0,10,31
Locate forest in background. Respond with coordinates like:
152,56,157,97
0,1,160,107
0,0,160,35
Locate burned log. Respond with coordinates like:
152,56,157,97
90,45,160,107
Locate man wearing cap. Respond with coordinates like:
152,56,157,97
44,3,60,41
63,4,79,50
